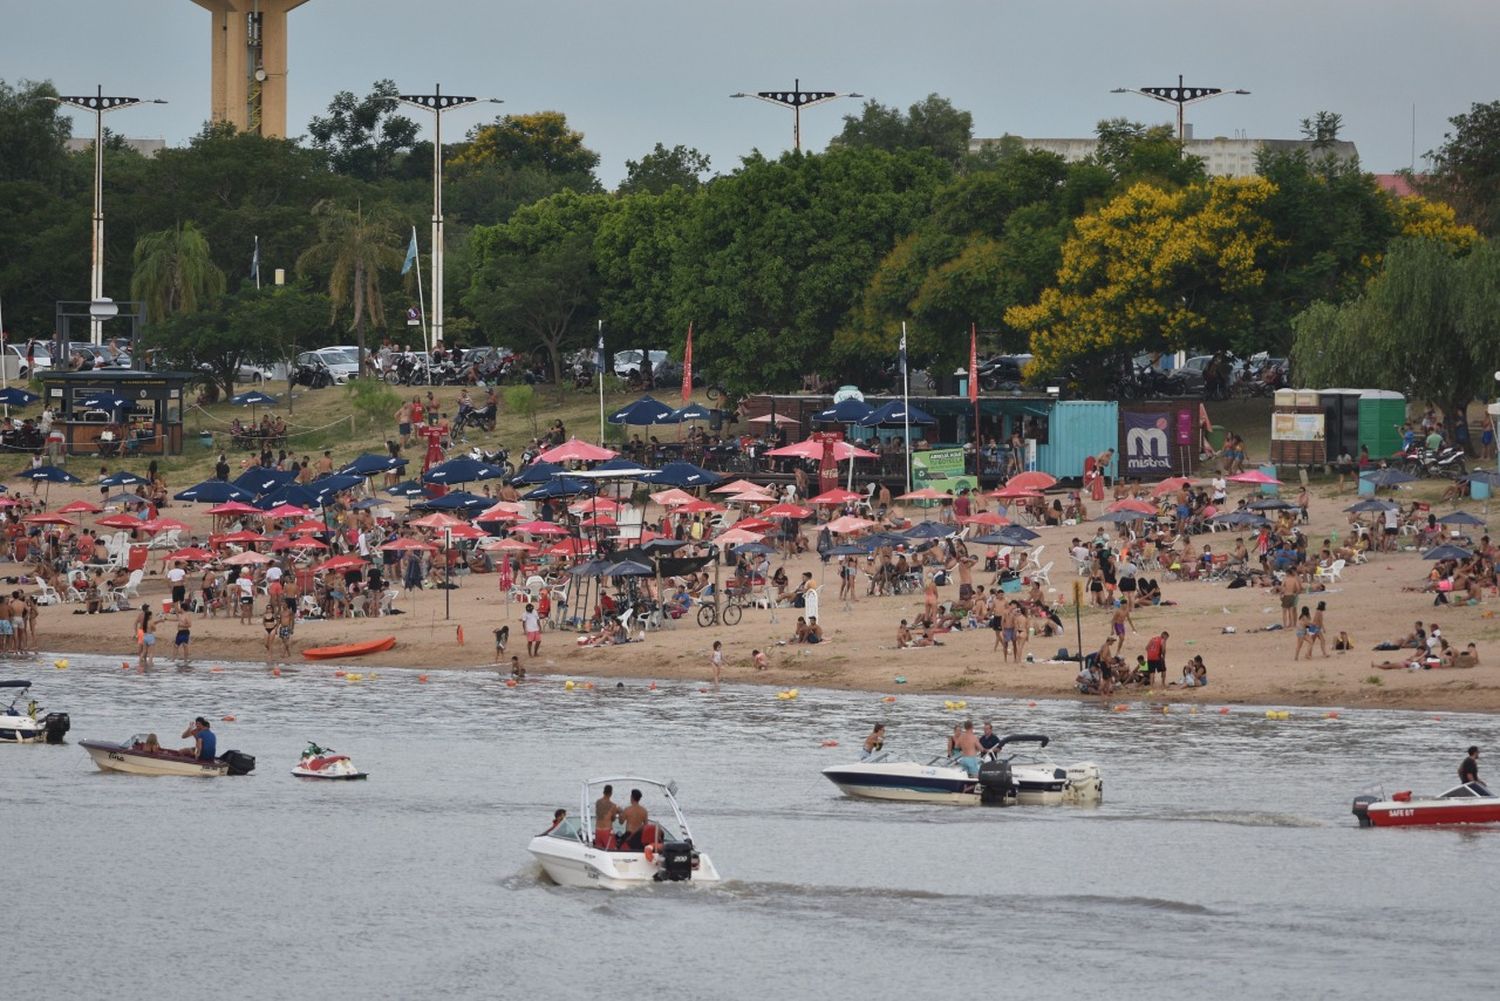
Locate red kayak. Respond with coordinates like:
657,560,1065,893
1353,783,1500,827
302,636,397,661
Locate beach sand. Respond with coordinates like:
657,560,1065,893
26,480,1500,713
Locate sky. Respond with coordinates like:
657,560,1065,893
3,0,1496,186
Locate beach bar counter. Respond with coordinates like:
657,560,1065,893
40,370,194,457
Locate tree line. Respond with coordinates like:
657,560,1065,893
2,78,1497,409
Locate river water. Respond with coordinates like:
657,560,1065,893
6,655,1497,1000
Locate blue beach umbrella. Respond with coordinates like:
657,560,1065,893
0,387,39,407
608,395,676,426
100,470,148,487
423,456,505,485
174,479,254,503
341,453,408,477
234,467,297,494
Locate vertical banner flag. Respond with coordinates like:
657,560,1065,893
968,322,979,404
898,326,907,375
681,322,693,403
595,329,606,373
250,236,260,282
401,228,418,275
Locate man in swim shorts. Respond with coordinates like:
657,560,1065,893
951,720,983,777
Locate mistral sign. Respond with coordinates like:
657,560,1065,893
1122,412,1174,477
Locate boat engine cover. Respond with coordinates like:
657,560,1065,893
220,750,256,776
653,841,695,882
1351,794,1376,828
41,712,70,744
977,760,1014,806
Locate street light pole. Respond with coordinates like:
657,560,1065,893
731,79,863,151
49,86,166,345
396,85,501,353
1110,74,1249,142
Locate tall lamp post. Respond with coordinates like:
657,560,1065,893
395,85,501,352
1110,74,1249,142
731,79,863,151
48,86,166,345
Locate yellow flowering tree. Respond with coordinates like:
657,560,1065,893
1391,194,1479,252
1006,178,1279,392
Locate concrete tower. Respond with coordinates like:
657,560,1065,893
190,0,311,138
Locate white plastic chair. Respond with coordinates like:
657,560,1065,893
803,587,820,622
1314,559,1345,584
34,582,63,605
1030,561,1054,586
109,569,145,605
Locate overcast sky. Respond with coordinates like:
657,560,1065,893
4,1,1494,186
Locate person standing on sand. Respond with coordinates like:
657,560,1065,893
1012,602,1031,662
522,603,542,657
1145,631,1168,688
710,640,724,687
1110,602,1134,654
1281,572,1301,629
1294,606,1312,660
1311,600,1331,658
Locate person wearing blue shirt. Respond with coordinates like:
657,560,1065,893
181,717,216,760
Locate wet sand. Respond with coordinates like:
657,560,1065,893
28,482,1500,713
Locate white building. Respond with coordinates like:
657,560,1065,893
970,129,1358,179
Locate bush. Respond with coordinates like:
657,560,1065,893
343,377,401,429
504,384,539,436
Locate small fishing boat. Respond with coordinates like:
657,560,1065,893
822,734,1103,807
528,776,721,890
291,742,368,780
0,680,70,744
1352,783,1500,827
302,636,396,661
80,736,256,777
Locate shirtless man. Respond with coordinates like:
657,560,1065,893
594,784,623,849
861,723,886,760
1280,572,1302,629
951,720,984,777
620,789,651,850
1110,603,1135,654
955,556,976,613
999,604,1017,662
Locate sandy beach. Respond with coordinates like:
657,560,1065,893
23,478,1500,713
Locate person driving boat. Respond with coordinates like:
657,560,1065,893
180,717,216,760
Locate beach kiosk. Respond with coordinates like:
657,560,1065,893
39,370,193,457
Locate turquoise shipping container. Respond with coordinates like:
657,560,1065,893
1036,401,1119,479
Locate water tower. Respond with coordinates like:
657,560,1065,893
189,1,312,138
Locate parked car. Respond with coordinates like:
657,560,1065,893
7,344,52,379
296,347,361,385
612,349,670,379
1169,354,1245,399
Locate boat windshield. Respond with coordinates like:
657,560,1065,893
547,817,584,841
1441,783,1496,799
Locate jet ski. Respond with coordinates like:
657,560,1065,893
291,742,368,780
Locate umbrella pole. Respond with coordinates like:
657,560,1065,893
444,527,451,621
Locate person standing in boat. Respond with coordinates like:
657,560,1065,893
180,717,216,761
620,789,650,850
951,720,983,777
1459,747,1488,793
594,785,622,849
979,722,1001,755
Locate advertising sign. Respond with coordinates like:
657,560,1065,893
1271,413,1325,442
1122,412,1174,477
911,447,977,495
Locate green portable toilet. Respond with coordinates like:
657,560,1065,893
1358,390,1405,462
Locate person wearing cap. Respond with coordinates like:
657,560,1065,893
180,717,216,760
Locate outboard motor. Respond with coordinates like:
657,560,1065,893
653,840,696,882
41,712,70,744
220,750,256,776
1351,795,1377,828
978,759,1015,806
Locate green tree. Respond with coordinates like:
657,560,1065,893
1292,238,1496,442
1423,99,1500,237
129,221,226,323
618,143,711,195
831,94,973,168
453,111,601,179
0,78,71,185
1299,110,1344,147
596,187,694,345
465,189,610,384
674,146,948,398
143,283,328,399
295,200,403,371
1091,119,1207,188
307,79,420,181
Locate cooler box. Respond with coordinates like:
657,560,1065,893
1474,480,1492,501
1358,477,1376,498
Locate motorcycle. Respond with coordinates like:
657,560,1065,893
467,444,512,476
1401,444,1467,479
291,359,334,389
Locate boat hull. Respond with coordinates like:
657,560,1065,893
823,760,1103,807
527,837,721,890
302,637,396,661
80,741,229,777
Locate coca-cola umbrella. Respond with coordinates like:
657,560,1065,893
220,550,273,566
262,503,314,520
164,547,214,563
97,514,142,530
207,501,262,517
513,521,571,537
23,513,78,527
315,554,368,573
140,517,190,535
59,500,103,515
380,537,437,552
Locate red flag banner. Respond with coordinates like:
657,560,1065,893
681,323,693,403
968,323,979,404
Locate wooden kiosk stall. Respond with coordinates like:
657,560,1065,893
40,370,193,457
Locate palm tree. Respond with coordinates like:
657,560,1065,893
296,200,401,374
130,221,226,322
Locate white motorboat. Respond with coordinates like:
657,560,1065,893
527,776,721,890
1,681,70,744
822,733,1103,807
291,742,368,780
79,736,256,777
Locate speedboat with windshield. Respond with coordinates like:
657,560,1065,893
291,742,368,780
79,735,256,777
527,776,721,890
822,733,1102,807
0,680,70,744
1353,782,1500,827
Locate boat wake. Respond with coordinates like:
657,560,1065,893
711,880,1222,916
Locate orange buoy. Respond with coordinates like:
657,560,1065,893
821,739,839,747
1112,704,1128,712
881,695,897,703
221,715,236,722
584,682,595,690
121,661,131,670
1323,711,1338,719
1217,707,1230,715
418,674,428,683
456,625,465,646
1027,701,1037,708
334,670,346,678
648,682,657,690
505,678,517,687
210,667,224,673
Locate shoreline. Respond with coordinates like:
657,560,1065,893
33,633,1500,714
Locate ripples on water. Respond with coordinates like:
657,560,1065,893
6,655,1498,1000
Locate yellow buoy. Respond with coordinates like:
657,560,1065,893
564,680,575,690
54,659,68,670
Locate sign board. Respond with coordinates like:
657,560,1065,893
1271,412,1325,442
1122,412,1174,477
406,306,421,327
912,447,977,495
1175,408,1194,446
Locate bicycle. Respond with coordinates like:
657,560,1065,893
696,595,743,627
